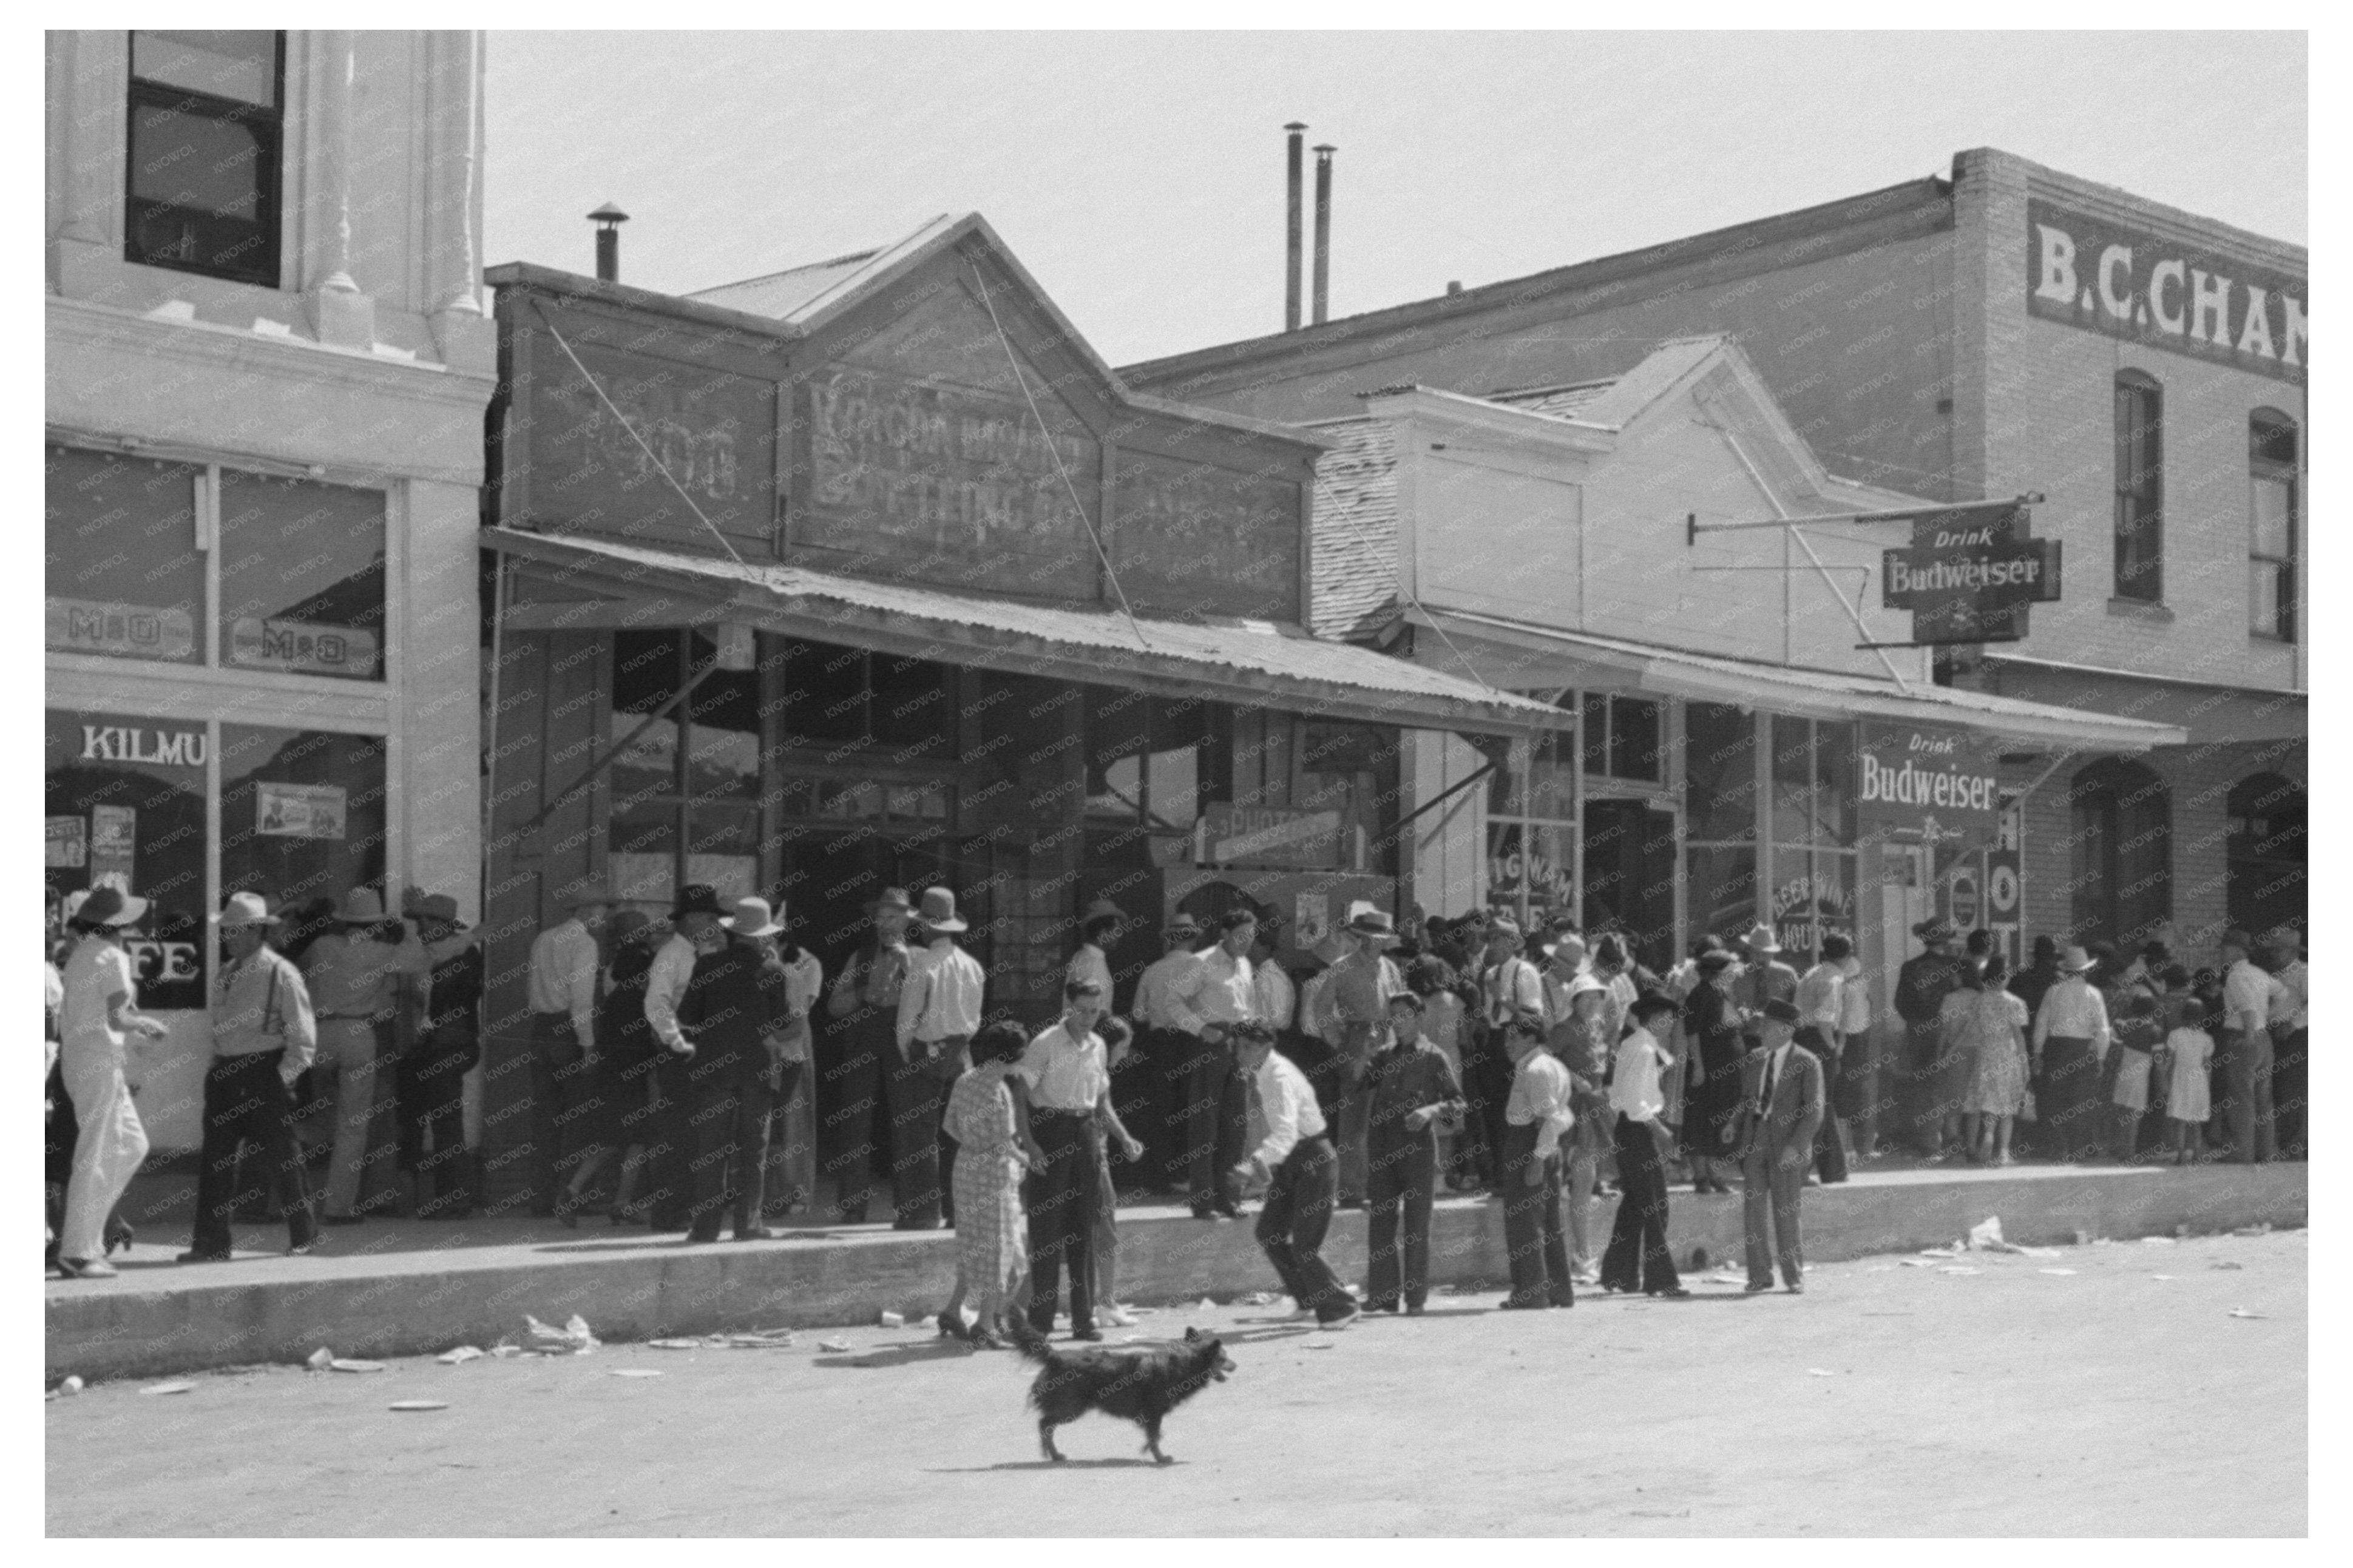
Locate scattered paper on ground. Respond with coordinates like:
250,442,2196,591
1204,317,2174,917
608,1368,663,1378
1807,1368,1837,1377
2150,1274,2176,1281
139,1382,194,1396
305,1347,334,1371
329,1359,386,1373
1938,1266,1982,1276
2228,1308,2270,1319
2038,1268,2079,1276
437,1346,484,1365
524,1314,598,1354
2140,1236,2176,1246
649,1339,705,1350
878,1311,905,1328
726,1331,796,1348
2211,1260,2246,1271
817,1339,851,1353
388,1400,447,1411
489,1344,528,1359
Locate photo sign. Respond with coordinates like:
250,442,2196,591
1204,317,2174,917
1857,720,2001,857
2026,198,2306,386
1197,802,1342,869
1879,501,2060,645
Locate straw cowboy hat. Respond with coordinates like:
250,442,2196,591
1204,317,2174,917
1742,923,1782,955
333,888,387,924
71,886,148,927
725,896,786,938
916,887,967,933
211,891,279,930
2058,945,2097,974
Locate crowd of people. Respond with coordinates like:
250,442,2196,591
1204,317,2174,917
42,876,2306,1316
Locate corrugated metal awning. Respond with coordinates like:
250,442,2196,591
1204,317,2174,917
1406,607,2189,751
487,528,1573,738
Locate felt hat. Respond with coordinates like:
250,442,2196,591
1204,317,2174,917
1346,908,1401,945
2058,945,2097,974
1163,914,1203,940
211,891,278,930
333,887,387,924
1696,950,1739,973
1629,989,1681,1021
672,884,729,920
1758,998,1801,1026
413,893,470,930
2218,928,2257,954
608,910,653,944
866,887,914,916
725,896,785,938
1742,923,1782,955
916,887,967,933
1912,917,1958,945
1080,898,1126,926
70,886,149,927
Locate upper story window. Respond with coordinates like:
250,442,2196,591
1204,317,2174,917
1579,694,1664,784
2112,371,2164,603
2249,410,2299,643
124,30,283,286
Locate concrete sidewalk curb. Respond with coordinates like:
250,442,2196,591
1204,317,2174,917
47,1164,2304,1383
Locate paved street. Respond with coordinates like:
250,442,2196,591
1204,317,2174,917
46,1229,2303,1536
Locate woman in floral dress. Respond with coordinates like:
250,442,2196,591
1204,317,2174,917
939,1020,1037,1348
1954,954,2032,1164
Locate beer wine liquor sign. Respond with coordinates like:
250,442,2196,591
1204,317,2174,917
1880,500,2060,645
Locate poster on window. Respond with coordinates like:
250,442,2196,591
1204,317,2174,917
46,816,86,868
1293,891,1332,952
256,782,348,839
90,805,137,883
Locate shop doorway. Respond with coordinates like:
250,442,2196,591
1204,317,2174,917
2226,772,2304,940
1580,797,1678,973
771,826,960,984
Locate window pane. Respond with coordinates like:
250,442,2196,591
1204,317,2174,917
1685,844,1757,945
2251,478,2292,561
870,654,952,754
1523,732,1574,821
1771,850,1855,967
1580,693,1608,776
611,630,683,804
217,469,385,680
127,105,265,218
218,723,387,927
780,639,868,745
1488,821,1575,924
1608,697,1661,782
1813,721,1856,844
1770,715,1813,848
45,447,203,664
1084,686,1149,823
2250,562,2282,637
684,633,760,800
2113,378,2163,603
47,708,213,1010
132,30,278,106
1684,703,1755,842
2250,413,2297,468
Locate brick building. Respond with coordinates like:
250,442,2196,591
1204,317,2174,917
1124,146,2306,970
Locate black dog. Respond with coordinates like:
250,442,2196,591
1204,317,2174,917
1012,1323,1234,1464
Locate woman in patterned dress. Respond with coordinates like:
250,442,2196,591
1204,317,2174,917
938,1020,1038,1349
1954,955,2032,1164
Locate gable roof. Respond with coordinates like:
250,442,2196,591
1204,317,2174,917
686,245,894,319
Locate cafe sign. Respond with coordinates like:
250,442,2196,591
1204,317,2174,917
1857,720,2000,856
2028,197,2306,386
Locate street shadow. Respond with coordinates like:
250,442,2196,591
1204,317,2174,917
925,1458,1178,1472
811,1342,975,1370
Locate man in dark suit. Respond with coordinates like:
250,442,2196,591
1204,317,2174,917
1727,998,1825,1295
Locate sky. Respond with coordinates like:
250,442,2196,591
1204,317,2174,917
482,31,2307,368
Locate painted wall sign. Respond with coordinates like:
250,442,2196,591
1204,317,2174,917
81,726,206,768
46,598,196,660
256,782,348,839
1111,451,1301,621
1879,501,2061,644
802,362,1101,597
47,816,86,868
1769,868,1856,960
521,326,779,555
227,617,381,678
2027,197,2306,385
1857,721,2001,856
1198,802,1342,869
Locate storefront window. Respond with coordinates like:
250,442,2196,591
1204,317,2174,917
1684,844,1756,947
1582,694,1662,783
46,708,211,1009
608,629,765,909
1490,821,1577,922
217,468,385,681
775,636,952,753
1085,689,1211,833
1684,702,1756,842
218,723,387,917
684,630,761,799
44,447,205,666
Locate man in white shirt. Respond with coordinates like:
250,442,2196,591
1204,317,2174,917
1795,933,1852,1184
2032,947,2114,1161
1597,992,1688,1297
1322,910,1407,1208
1169,908,1261,1219
891,887,986,1229
2266,926,2307,1159
1129,914,1204,1189
1475,917,1547,1194
1499,1008,1576,1308
2218,930,2281,1164
526,884,609,1215
1227,1020,1359,1328
1018,980,1143,1341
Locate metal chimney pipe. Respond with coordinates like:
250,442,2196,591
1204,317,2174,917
1284,123,1305,332
1312,144,1334,325
588,201,629,282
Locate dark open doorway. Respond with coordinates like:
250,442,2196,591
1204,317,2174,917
1581,799,1678,974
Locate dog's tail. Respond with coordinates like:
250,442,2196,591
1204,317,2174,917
1006,1316,1055,1365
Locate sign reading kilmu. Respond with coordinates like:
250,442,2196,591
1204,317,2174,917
1879,501,2060,644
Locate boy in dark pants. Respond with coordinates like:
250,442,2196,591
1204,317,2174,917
1228,1020,1359,1328
1599,992,1688,1297
1498,1010,1575,1309
1363,992,1465,1314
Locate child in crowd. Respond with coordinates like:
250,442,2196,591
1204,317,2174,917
2159,965,2213,1165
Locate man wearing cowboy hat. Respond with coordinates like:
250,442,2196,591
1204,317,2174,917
1167,907,1266,1219
298,887,418,1222
2030,945,2113,1161
725,895,822,1231
1894,918,1969,1158
2265,926,2307,1158
893,888,987,1229
821,887,916,1225
185,893,319,1261
2217,930,2284,1164
657,885,794,1240
526,881,613,1215
1319,908,1407,1207
1128,912,1207,1190
1472,916,1548,1194
402,894,482,1220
